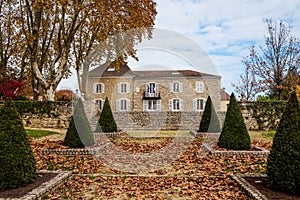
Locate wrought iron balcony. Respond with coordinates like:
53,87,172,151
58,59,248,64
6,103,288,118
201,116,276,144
143,91,161,99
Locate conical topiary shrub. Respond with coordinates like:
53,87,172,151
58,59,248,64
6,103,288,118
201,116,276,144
218,93,250,150
198,96,220,133
267,91,300,194
63,98,94,148
96,97,117,132
0,99,36,191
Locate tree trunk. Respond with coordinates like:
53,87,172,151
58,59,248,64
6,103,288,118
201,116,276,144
44,85,55,101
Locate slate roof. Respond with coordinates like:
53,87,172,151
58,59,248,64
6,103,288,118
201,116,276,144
134,70,220,79
88,63,220,79
88,63,135,78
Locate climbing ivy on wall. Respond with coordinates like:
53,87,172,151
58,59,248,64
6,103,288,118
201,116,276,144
250,101,286,130
0,100,70,117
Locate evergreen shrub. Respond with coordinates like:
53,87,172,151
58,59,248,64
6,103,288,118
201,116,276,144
96,97,117,132
218,93,251,150
267,91,300,194
0,100,36,191
63,99,94,148
198,96,220,132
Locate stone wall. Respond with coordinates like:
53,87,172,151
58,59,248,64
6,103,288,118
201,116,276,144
114,111,226,131
17,100,282,131
21,102,72,129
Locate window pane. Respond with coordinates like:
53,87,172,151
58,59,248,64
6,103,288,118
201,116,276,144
120,100,127,110
153,100,157,110
173,82,179,92
173,99,180,110
197,99,203,110
121,83,127,93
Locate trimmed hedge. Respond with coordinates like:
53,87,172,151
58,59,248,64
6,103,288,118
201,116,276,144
198,96,220,133
267,91,300,194
0,100,36,191
218,93,251,150
63,99,94,148
96,97,117,132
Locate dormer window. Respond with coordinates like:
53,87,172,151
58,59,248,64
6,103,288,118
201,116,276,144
107,68,115,72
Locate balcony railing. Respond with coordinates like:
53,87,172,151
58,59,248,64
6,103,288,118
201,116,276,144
143,92,160,99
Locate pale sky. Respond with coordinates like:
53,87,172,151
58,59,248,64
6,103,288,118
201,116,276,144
59,0,300,94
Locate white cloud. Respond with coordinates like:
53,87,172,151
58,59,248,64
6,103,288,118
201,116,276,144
128,0,300,94
60,0,300,95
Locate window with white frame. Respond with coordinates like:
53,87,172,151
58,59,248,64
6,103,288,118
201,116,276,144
118,83,130,94
94,83,104,93
193,99,205,111
170,82,182,93
118,82,130,93
116,98,130,111
143,100,161,111
169,99,183,111
95,99,104,110
146,82,158,97
196,81,204,93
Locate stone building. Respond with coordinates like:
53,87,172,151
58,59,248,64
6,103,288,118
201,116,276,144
86,63,222,115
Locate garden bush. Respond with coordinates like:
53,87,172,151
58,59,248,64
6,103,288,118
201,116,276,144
63,99,94,148
218,93,251,150
0,100,36,191
96,97,117,132
267,91,300,194
198,96,220,133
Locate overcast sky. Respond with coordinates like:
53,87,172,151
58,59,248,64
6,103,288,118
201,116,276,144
59,0,300,95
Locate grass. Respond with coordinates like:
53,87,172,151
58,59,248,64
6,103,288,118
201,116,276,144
249,130,276,142
25,129,59,138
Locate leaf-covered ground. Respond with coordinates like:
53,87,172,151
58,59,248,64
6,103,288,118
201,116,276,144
30,136,272,199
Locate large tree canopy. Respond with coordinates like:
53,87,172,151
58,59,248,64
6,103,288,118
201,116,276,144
0,0,156,101
235,19,300,100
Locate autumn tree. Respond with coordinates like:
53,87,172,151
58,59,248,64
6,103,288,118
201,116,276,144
232,60,263,101
12,0,156,101
73,1,157,99
0,0,27,81
243,19,300,100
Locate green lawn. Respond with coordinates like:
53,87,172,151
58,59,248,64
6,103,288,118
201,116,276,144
249,130,276,142
25,129,59,138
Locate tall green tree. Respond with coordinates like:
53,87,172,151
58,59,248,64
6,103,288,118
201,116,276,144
96,97,117,133
0,100,36,191
64,98,94,148
198,96,220,133
267,91,300,194
218,93,251,150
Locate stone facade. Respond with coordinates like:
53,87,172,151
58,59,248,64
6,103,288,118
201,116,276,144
87,64,222,113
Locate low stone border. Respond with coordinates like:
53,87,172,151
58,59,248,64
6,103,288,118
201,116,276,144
94,131,125,138
41,144,109,156
230,174,268,200
189,130,220,138
202,143,269,158
0,170,72,200
75,173,206,179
